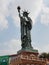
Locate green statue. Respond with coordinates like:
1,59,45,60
17,6,32,49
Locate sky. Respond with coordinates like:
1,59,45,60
0,0,49,56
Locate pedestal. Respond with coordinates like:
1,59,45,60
10,51,46,65
17,49,38,56
17,47,38,56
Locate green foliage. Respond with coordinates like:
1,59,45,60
39,52,49,60
39,52,47,58
47,53,49,60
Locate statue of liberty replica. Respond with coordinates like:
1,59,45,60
9,6,45,65
17,6,38,53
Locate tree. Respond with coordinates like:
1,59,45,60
47,53,49,60
39,52,47,59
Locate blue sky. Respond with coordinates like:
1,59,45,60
0,0,49,56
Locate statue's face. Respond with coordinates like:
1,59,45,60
23,14,26,17
23,13,28,17
23,11,29,17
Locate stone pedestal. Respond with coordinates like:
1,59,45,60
17,50,38,56
17,47,38,55
10,51,46,65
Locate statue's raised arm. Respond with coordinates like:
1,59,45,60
17,6,21,18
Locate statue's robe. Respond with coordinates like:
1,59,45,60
20,16,32,48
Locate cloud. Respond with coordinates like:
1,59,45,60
44,44,49,52
32,41,49,53
12,16,20,27
0,14,8,31
0,38,49,56
39,43,49,53
0,39,43,56
40,3,49,26
0,0,16,31
0,39,21,56
0,0,10,31
43,0,49,7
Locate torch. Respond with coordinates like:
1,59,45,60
17,6,21,13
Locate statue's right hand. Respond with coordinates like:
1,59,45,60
17,6,21,12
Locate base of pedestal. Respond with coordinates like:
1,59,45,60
17,47,38,56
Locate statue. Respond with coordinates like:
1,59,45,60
17,6,33,50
